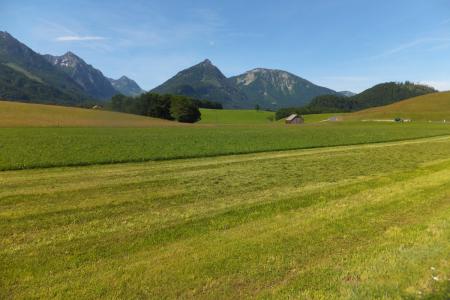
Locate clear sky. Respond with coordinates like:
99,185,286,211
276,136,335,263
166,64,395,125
3,0,450,92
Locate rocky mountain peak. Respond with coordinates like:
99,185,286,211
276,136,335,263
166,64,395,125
109,76,145,97
0,31,13,40
201,59,212,65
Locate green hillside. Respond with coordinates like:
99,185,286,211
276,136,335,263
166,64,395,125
282,82,438,116
0,31,89,104
0,100,178,127
0,64,85,105
350,81,436,110
347,91,450,121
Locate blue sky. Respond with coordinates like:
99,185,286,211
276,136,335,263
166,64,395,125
3,0,450,92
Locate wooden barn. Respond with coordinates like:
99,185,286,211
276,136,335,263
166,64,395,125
285,114,304,124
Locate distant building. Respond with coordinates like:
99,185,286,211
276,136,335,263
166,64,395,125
395,117,412,123
285,114,304,124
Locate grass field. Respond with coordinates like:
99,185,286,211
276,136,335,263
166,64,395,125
199,108,274,124
2,122,450,171
0,101,339,127
1,99,450,298
346,91,450,122
200,109,341,124
1,135,449,298
0,100,178,127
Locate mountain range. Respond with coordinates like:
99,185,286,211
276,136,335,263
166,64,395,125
151,59,248,108
0,32,352,108
151,59,342,109
44,51,118,100
0,31,144,104
229,68,338,108
339,91,357,97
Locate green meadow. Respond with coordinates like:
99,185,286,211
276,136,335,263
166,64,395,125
199,108,340,124
2,122,450,171
1,135,450,299
199,108,275,124
1,99,450,299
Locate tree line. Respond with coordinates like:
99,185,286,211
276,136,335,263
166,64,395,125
110,92,222,123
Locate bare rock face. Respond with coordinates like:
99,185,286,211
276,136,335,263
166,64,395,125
230,68,338,109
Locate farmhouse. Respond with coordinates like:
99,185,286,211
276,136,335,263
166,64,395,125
285,114,304,124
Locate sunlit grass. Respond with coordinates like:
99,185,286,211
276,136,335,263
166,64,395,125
199,108,274,124
0,100,178,127
1,122,450,170
1,136,449,298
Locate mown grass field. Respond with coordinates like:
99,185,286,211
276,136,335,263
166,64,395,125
1,135,450,299
2,122,450,170
1,99,450,298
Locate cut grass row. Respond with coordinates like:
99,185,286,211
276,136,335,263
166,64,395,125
1,135,449,298
2,122,450,170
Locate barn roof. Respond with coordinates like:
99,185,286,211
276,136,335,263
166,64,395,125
285,114,298,121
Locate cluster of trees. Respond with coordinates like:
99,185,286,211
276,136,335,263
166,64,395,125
110,93,222,123
275,95,350,119
276,82,436,120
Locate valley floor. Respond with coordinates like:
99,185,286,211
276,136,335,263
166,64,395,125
1,135,450,299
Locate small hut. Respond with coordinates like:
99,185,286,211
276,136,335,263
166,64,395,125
285,114,304,124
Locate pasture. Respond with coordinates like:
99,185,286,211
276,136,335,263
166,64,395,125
1,135,450,298
199,108,274,124
1,99,450,299
2,122,450,171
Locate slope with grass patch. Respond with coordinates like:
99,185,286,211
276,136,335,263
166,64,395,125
0,100,179,127
346,91,450,122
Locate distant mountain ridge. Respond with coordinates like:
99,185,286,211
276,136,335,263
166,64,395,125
0,32,439,109
0,31,144,103
0,31,89,104
151,59,248,108
339,91,356,97
151,59,339,108
44,52,117,100
275,82,438,118
230,68,338,108
350,82,436,109
108,76,145,96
